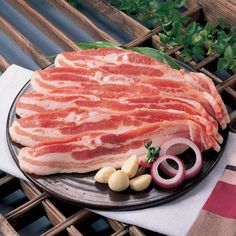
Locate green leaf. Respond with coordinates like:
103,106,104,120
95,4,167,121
232,45,236,56
78,41,120,50
229,59,236,70
192,46,205,56
217,18,228,30
129,47,180,69
230,26,236,41
203,22,212,34
172,22,182,36
161,20,173,28
181,48,192,62
217,57,230,70
47,54,57,60
168,39,180,46
224,45,233,59
186,22,197,35
191,33,202,44
212,42,226,55
231,26,236,34
180,15,190,24
174,0,187,8
207,46,213,56
159,33,170,44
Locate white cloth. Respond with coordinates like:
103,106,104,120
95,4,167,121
1,65,235,236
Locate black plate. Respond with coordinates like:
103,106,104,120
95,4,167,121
6,67,228,211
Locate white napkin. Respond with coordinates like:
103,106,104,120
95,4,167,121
0,65,33,181
1,65,235,236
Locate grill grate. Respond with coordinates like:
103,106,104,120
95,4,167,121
0,1,235,235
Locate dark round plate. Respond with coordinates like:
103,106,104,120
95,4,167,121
6,73,228,211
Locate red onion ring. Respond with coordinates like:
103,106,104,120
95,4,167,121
151,155,186,188
160,138,202,179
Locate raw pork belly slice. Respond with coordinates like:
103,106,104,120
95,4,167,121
11,47,228,175
55,48,170,70
16,91,218,129
55,48,229,128
17,120,216,175
30,76,224,129
10,108,221,147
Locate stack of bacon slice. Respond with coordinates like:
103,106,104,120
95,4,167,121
10,48,229,175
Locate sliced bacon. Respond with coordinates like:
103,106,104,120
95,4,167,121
17,120,218,175
15,94,222,146
30,67,224,128
10,47,228,175
16,91,217,130
55,48,168,71
10,108,221,147
54,48,229,128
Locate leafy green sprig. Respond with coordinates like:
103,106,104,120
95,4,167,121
144,141,160,164
110,0,187,28
109,0,236,71
136,141,160,176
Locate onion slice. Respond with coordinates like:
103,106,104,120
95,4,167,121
151,155,186,188
160,138,202,179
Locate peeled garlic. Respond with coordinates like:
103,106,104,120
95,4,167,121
108,170,129,192
121,155,139,178
129,174,152,192
94,167,116,183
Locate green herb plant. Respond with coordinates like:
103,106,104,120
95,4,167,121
136,141,160,176
144,141,160,164
109,0,236,71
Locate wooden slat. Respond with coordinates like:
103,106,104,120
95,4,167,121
0,215,18,236
20,181,66,225
225,87,236,99
186,0,236,26
19,182,68,227
199,68,222,84
85,0,149,38
43,199,66,225
111,227,128,236
217,74,236,93
20,181,84,236
67,226,83,236
49,0,119,45
5,192,49,221
222,87,236,109
41,210,94,236
195,54,220,69
21,181,84,235
20,180,41,199
229,110,236,133
173,50,223,85
0,16,50,68
151,36,165,50
0,175,14,186
129,226,145,236
164,46,183,55
0,55,10,72
7,0,80,51
107,219,126,232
